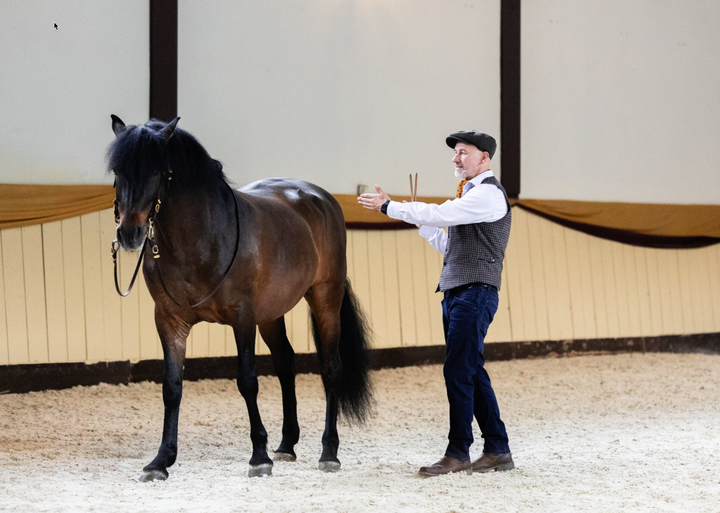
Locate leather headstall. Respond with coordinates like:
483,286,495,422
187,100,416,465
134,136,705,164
111,168,241,309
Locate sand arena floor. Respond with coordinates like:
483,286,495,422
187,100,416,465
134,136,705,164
1,352,719,513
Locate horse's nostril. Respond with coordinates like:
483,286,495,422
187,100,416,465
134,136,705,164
117,224,146,250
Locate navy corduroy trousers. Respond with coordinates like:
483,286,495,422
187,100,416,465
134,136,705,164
441,283,510,461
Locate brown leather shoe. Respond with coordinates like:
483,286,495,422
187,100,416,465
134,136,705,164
471,452,515,473
418,456,471,476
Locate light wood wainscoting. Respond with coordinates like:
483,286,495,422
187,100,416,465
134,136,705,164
1,208,719,366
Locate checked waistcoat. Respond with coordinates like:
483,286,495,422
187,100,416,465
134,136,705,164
437,176,512,292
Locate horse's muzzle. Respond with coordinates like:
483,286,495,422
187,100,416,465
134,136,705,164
117,216,149,251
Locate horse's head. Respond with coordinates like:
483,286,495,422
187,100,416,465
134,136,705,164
107,115,180,251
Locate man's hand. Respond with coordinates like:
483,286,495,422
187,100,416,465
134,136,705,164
357,184,391,212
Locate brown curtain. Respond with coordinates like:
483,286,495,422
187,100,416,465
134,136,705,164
2,184,718,248
0,184,115,230
514,199,720,248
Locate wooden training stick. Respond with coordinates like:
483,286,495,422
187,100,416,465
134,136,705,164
409,173,418,202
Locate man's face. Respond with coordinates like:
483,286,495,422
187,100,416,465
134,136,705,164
452,142,486,179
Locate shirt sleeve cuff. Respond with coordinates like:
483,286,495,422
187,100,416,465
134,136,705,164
386,201,401,220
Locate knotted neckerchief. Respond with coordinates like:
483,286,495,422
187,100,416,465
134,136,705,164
456,179,469,198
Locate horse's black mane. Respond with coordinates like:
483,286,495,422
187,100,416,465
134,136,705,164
106,119,228,191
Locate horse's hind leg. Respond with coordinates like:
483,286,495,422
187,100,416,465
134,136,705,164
140,315,190,482
305,282,344,472
233,321,273,477
259,318,300,461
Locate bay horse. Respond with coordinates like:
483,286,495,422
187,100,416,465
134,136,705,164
107,115,373,481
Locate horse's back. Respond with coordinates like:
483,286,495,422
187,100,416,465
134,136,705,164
238,178,344,228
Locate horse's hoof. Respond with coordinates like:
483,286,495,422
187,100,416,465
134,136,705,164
248,463,273,478
139,469,168,482
318,460,341,473
273,451,297,462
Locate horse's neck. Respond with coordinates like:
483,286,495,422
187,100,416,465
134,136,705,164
156,183,238,260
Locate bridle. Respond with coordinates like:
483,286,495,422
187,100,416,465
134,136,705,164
111,169,241,308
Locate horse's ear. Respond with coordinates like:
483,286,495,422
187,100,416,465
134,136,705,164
159,117,181,142
111,114,126,137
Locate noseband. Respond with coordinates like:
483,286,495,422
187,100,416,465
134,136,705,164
111,169,241,308
110,170,165,298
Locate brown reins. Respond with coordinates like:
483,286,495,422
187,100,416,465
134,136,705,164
111,169,241,308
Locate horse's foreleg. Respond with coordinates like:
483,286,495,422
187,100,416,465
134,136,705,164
140,315,190,482
307,286,344,472
234,322,273,477
259,319,300,461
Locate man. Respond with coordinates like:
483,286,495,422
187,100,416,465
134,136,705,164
357,131,514,476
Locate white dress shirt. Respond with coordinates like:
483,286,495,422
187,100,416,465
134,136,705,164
385,170,508,255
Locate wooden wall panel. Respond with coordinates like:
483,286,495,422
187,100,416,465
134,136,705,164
631,247,653,337
22,226,49,362
16,226,47,363
42,222,68,362
0,234,8,364
395,230,419,346
699,249,717,333
611,243,632,337
564,229,597,339
503,210,525,342
99,209,122,361
599,238,621,338
80,212,105,362
380,231,402,347
684,249,714,334
525,213,551,340
61,217,88,362
655,250,684,335
407,230,435,346
366,231,389,348
540,219,573,340
708,245,720,330
676,249,696,333
643,248,664,337
2,209,720,366
587,235,610,338
508,209,538,341
423,239,445,346
207,323,226,357
2,228,29,364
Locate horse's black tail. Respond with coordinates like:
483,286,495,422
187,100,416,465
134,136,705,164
310,278,374,424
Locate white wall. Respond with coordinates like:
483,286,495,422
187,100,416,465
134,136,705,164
4,1,719,204
177,0,501,197
0,0,149,185
522,0,720,204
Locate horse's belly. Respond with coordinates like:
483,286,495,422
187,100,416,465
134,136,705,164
254,282,311,325
253,256,318,324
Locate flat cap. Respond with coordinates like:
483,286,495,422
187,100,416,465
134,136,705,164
446,131,497,159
